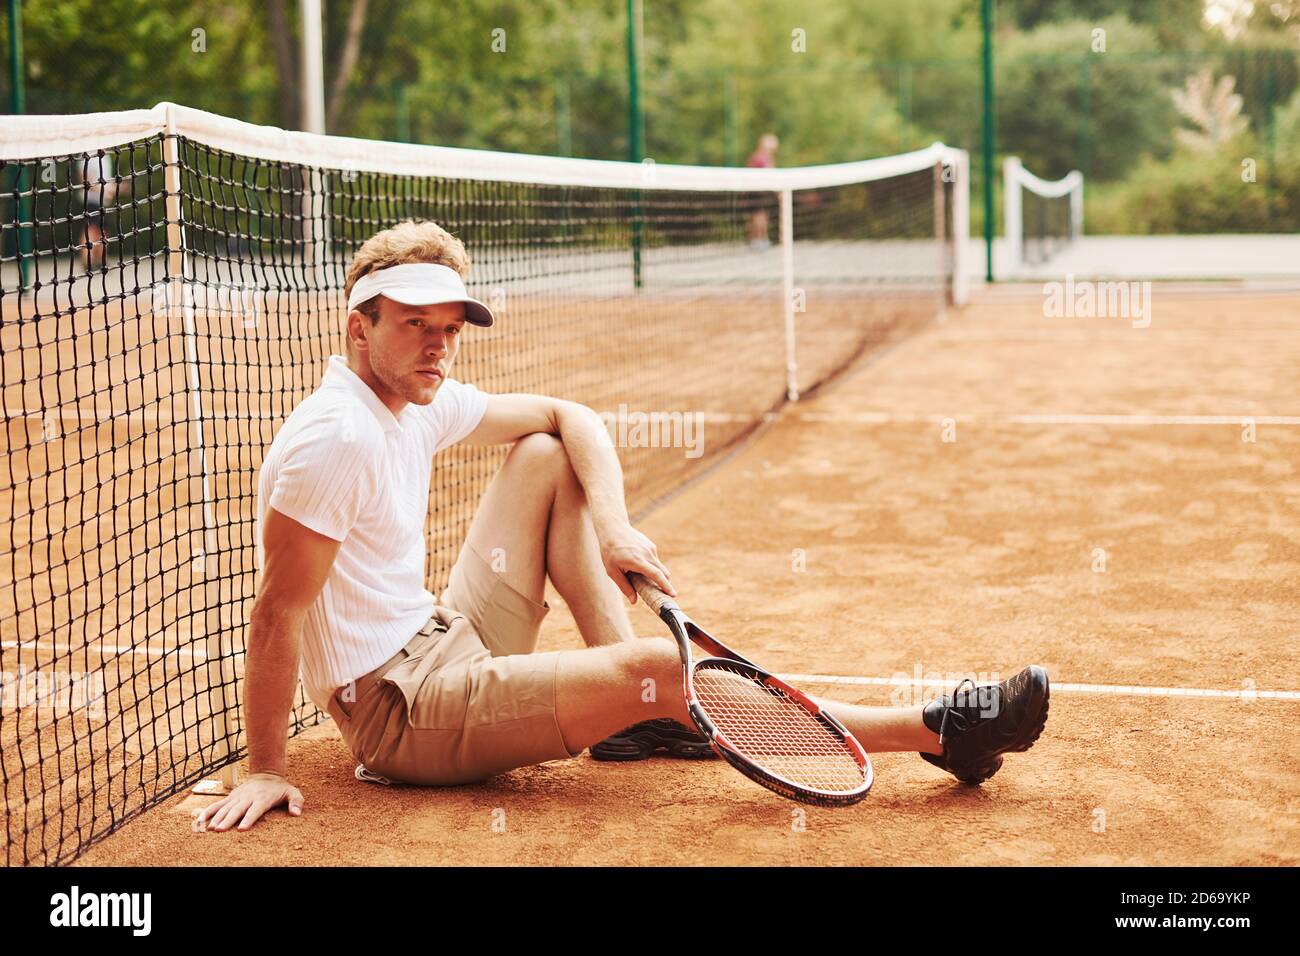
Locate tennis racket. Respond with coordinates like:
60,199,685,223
630,573,873,807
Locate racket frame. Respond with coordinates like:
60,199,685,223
631,574,873,807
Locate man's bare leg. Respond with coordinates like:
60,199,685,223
553,639,692,751
552,639,942,755
459,433,636,647
814,699,943,754
542,437,640,646
461,434,943,755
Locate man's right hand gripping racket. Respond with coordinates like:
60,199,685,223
631,573,873,807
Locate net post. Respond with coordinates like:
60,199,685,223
1003,156,1022,273
949,149,971,307
162,120,238,795
303,167,331,295
934,159,947,314
779,188,797,402
1071,175,1084,242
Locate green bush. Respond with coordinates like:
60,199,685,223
998,17,1181,181
1085,136,1300,233
1273,85,1300,153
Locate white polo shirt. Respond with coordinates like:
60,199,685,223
256,355,488,710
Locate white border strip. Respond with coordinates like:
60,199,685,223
12,409,1295,428
0,106,162,157
0,101,966,193
1009,413,1300,426
793,411,1300,426
1,639,209,661
11,640,1288,701
783,673,1300,701
1007,157,1084,199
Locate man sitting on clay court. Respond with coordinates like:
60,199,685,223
195,220,1050,832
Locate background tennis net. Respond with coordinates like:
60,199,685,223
1003,156,1083,269
1,103,967,865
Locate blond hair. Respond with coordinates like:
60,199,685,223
343,220,471,354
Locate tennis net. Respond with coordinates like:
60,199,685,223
1,102,968,865
1003,156,1083,270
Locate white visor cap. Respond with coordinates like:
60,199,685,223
346,262,494,327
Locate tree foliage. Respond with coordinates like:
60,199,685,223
2,0,1296,232
1087,134,1300,233
1274,83,1300,150
999,0,1213,49
997,16,1182,181
12,0,277,117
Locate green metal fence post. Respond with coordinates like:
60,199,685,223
555,75,572,156
1265,53,1276,229
627,0,643,289
724,71,738,166
395,84,410,143
898,61,913,133
981,0,995,283
7,0,32,292
1079,55,1092,183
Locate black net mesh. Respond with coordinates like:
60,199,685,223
1021,183,1076,266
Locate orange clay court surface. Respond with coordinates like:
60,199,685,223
76,287,1300,866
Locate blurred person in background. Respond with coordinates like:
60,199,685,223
77,151,118,271
745,132,779,251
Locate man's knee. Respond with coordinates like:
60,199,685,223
611,636,679,689
508,432,566,470
506,432,577,490
511,432,563,456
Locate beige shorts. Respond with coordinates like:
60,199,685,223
324,545,581,785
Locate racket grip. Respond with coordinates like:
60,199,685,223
629,573,680,615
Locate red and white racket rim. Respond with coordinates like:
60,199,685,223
688,659,873,801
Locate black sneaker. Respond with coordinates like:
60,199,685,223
589,718,717,761
919,666,1050,784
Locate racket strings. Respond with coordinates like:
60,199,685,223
693,664,865,793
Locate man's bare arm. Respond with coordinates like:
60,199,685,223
245,509,341,774
194,508,340,832
464,393,673,599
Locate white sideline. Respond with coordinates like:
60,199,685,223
782,673,1300,701
1,640,209,660
6,640,1294,701
792,411,1300,426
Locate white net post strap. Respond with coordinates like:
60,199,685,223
780,188,797,402
1003,155,1024,272
161,107,239,793
1071,178,1085,241
934,159,947,309
943,148,970,306
303,167,331,293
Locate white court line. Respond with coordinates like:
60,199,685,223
6,641,1292,700
1008,413,1300,426
9,409,1297,428
782,673,1300,701
2,407,281,424
1,640,210,661
793,412,1300,426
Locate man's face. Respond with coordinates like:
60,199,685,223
351,297,467,407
